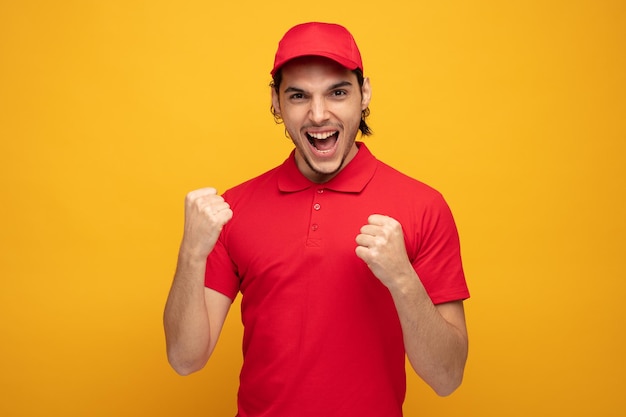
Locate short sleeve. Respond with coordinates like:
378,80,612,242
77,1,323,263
204,234,240,301
412,194,469,305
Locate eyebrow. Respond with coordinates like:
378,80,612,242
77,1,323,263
283,81,354,94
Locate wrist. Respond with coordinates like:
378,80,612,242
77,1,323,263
178,242,210,266
387,271,428,302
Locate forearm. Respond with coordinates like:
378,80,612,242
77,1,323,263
355,214,468,394
163,187,233,375
163,252,212,375
388,274,468,396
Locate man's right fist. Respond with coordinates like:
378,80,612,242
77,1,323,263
181,187,233,260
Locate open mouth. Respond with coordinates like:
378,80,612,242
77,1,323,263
306,130,339,154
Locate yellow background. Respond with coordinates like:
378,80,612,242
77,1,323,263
1,1,625,416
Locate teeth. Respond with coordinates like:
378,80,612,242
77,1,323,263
308,131,337,140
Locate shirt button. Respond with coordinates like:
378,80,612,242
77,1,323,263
313,203,321,211
311,224,319,231
317,189,324,194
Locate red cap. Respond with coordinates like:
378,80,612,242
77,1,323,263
271,22,363,76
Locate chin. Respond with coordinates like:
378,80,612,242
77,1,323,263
308,158,345,181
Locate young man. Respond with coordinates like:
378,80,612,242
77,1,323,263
164,22,470,417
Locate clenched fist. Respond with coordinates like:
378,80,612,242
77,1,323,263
180,187,233,261
355,214,414,289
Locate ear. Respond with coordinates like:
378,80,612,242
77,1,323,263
360,77,372,111
271,88,281,117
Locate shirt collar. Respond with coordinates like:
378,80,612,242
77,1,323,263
277,142,377,193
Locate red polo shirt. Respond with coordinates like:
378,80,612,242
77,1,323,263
205,143,469,417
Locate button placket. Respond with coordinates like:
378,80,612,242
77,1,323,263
309,188,325,235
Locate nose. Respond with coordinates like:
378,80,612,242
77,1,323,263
309,96,329,124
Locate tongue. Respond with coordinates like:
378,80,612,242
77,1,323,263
314,137,336,151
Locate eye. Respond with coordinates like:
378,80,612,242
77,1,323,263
289,93,304,100
330,89,348,98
